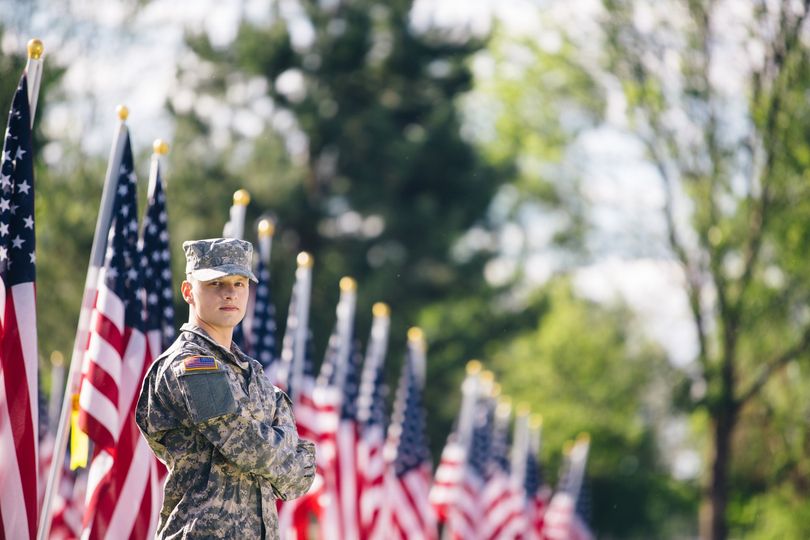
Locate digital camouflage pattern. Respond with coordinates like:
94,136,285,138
136,323,316,539
182,237,258,283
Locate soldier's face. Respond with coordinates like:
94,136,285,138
182,274,249,332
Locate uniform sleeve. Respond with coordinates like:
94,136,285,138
170,361,314,484
135,361,184,464
262,392,316,500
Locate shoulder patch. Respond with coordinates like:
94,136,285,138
183,356,219,372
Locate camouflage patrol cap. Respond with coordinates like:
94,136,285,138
183,238,258,283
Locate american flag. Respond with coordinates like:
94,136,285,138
356,305,389,538
446,395,494,540
481,403,526,540
429,434,466,525
331,339,363,540
250,255,277,375
277,258,331,539
542,437,593,540
381,332,437,540
78,132,155,539
0,73,39,540
521,422,550,540
139,157,174,355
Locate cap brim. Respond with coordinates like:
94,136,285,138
189,265,258,283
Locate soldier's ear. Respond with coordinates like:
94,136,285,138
181,280,194,305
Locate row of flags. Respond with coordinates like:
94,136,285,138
0,45,595,540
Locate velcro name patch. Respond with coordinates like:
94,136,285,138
183,356,219,372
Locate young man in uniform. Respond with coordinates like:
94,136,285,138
136,238,315,539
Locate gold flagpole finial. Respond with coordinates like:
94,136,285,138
576,432,591,444
372,302,390,317
339,276,357,292
258,219,275,238
27,39,44,60
407,326,424,343
466,359,482,375
233,189,250,206
50,350,64,367
296,251,313,268
481,370,495,384
563,440,575,455
116,105,129,121
153,139,170,155
516,402,530,417
530,414,543,429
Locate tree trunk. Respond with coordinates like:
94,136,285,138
705,406,735,540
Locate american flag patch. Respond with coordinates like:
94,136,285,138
184,356,218,371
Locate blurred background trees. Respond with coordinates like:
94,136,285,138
5,0,810,537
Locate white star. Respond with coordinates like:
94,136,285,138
29,251,35,264
159,211,167,223
11,235,24,249
148,223,158,235
119,164,128,175
127,268,138,281
16,180,30,194
0,223,8,236
10,204,17,215
23,215,33,229
121,204,129,217
159,230,169,242
106,267,118,280
148,292,159,305
14,147,26,160
2,151,10,162
0,174,10,190
0,246,7,260
161,268,171,280
117,183,128,196
0,199,11,212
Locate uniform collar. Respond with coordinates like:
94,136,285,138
179,322,251,371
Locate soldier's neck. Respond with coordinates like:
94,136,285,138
189,316,233,350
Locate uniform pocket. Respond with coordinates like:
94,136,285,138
180,371,237,423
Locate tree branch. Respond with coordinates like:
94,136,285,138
736,324,810,408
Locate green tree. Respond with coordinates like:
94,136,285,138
166,2,507,396
482,1,810,537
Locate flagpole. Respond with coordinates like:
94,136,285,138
148,139,170,196
224,189,250,239
37,106,131,540
290,252,312,401
25,39,44,126
331,276,357,392
258,219,274,265
510,404,530,486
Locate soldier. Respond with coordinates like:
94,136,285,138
136,237,316,539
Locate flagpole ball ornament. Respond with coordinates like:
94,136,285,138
153,139,170,155
183,238,258,283
233,189,250,206
27,39,44,59
297,251,313,268
372,302,389,317
117,105,129,121
407,326,424,343
466,359,482,375
340,276,356,292
258,219,275,238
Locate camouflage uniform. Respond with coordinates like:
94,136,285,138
136,322,316,539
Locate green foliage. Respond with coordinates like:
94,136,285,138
169,1,506,377
488,280,695,537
